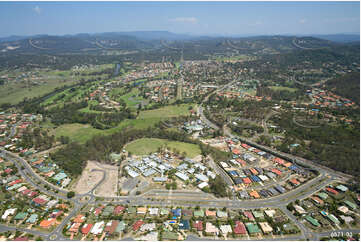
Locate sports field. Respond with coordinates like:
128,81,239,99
138,103,195,119
269,86,298,92
124,138,201,158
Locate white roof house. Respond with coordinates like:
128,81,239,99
195,174,209,182
198,182,209,189
258,175,269,181
91,221,105,235
46,200,58,209
264,209,276,218
140,223,156,232
126,168,139,178
294,205,307,214
220,225,232,235
205,222,219,234
149,208,159,215
194,163,206,171
220,162,229,168
207,171,216,179
2,208,17,220
175,172,189,181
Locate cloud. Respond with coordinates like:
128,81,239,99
169,17,198,24
33,6,41,14
299,19,307,24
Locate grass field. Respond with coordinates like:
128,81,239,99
49,103,195,143
270,86,298,92
0,78,78,105
51,117,162,144
124,138,201,158
139,104,195,119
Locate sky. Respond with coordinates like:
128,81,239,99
0,1,359,37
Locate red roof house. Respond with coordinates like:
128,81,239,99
132,220,144,231
233,221,247,235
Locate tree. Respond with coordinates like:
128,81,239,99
67,191,75,198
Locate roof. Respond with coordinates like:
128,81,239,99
220,225,232,234
259,222,273,233
243,211,255,221
182,209,192,217
245,223,261,234
205,210,216,217
133,220,144,231
305,216,320,227
317,192,328,200
193,220,203,231
252,211,264,219
249,190,260,199
137,207,147,214
160,208,169,215
179,220,190,230
26,214,38,224
205,222,218,233
336,185,348,192
104,220,119,234
113,206,125,215
81,224,93,235
264,209,276,218
217,210,228,218
194,210,204,217
115,221,126,233
344,200,357,210
326,187,339,195
91,221,104,235
172,208,181,217
14,212,28,220
234,221,247,234
39,218,56,228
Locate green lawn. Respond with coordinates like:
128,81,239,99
49,103,195,144
269,86,298,92
124,138,201,158
51,118,162,144
0,78,78,105
139,104,195,119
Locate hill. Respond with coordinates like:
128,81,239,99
324,72,360,104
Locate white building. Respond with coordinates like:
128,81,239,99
2,208,17,220
91,221,105,235
198,182,208,189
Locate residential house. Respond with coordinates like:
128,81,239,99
220,225,232,235
133,220,144,231
205,222,219,235
193,221,203,231
259,222,273,234
104,220,119,235
91,221,105,235
233,221,247,235
245,223,261,235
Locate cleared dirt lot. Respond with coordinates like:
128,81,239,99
93,162,119,197
72,160,104,194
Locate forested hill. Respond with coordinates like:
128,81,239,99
324,72,360,104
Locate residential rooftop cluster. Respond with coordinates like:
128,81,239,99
123,152,216,191
287,183,359,231
0,157,70,233
64,204,299,241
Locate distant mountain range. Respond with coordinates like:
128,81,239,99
0,31,359,43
